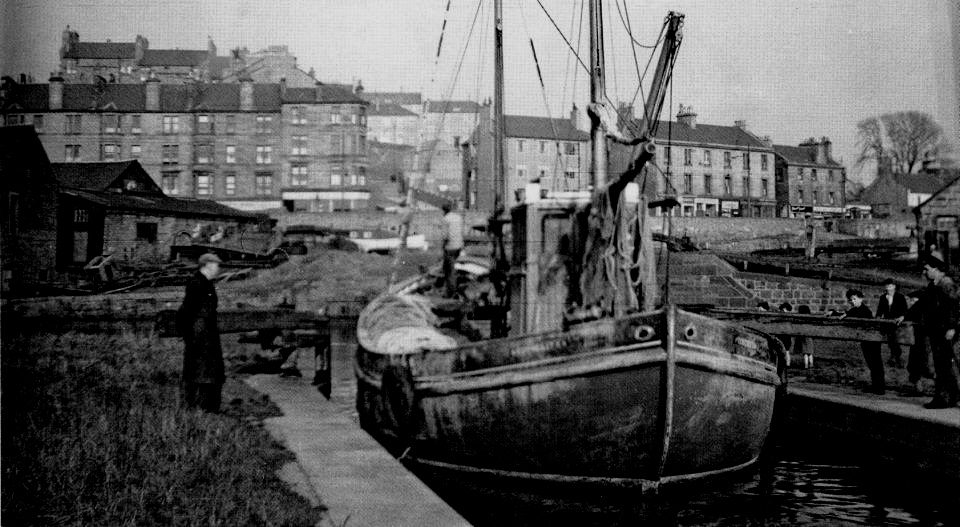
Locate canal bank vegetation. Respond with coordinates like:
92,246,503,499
1,331,325,526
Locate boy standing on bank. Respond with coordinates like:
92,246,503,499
841,289,885,395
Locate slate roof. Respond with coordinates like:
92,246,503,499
425,100,481,114
62,42,136,60
504,115,589,142
773,144,842,167
0,126,57,189
362,92,422,106
893,173,952,194
63,188,261,219
640,120,772,150
51,160,162,194
140,49,208,67
281,85,367,104
368,101,417,117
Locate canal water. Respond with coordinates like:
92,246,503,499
328,321,959,526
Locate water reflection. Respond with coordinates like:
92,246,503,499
410,447,958,526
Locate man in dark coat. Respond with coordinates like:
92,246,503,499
919,256,960,409
177,253,225,412
841,289,885,395
875,278,908,367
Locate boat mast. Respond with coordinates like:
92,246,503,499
493,0,506,215
589,0,607,191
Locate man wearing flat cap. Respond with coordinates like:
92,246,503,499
919,255,960,409
176,253,224,412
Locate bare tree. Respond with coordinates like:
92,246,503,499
855,111,947,175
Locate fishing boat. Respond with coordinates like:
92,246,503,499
356,1,785,490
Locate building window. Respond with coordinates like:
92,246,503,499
195,172,212,195
663,146,671,166
798,189,804,203
290,164,308,186
161,144,179,165
66,114,82,134
742,152,751,171
828,170,834,182
195,114,214,134
330,134,342,155
225,114,236,134
723,175,732,195
65,145,81,162
704,174,712,195
194,144,214,164
683,148,693,166
684,173,693,194
742,176,750,197
226,145,237,164
136,222,158,242
255,173,273,196
291,106,307,125
292,135,308,156
761,178,769,198
74,208,89,223
564,170,576,179
162,115,179,134
32,115,44,133
345,134,356,154
565,143,577,155
130,144,142,158
330,106,342,124
723,151,732,169
517,140,525,153
798,168,804,182
517,166,527,180
761,154,768,171
102,114,120,134
130,114,141,134
812,190,818,205
539,141,546,153
224,174,236,196
99,144,119,161
811,169,818,182
330,173,343,186
359,135,367,155
255,146,272,164
256,114,273,134
162,172,179,195
828,191,835,205
702,150,712,167
4,114,23,126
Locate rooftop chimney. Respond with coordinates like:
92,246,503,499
734,119,747,129
240,75,254,111
279,77,287,97
819,136,832,164
49,74,64,110
145,76,160,111
314,81,324,103
570,103,581,130
354,79,364,96
677,104,697,129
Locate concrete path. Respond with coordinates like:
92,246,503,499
790,380,960,427
245,373,471,527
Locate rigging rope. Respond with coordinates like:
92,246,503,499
535,0,590,75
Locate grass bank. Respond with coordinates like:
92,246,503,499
1,331,324,526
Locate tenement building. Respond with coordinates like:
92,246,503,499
0,75,369,212
464,104,591,212
615,105,777,217
773,137,846,218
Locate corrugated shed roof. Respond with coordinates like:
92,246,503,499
63,42,136,60
64,188,260,219
425,100,481,114
368,101,417,117
51,161,143,191
504,115,589,141
140,49,208,67
773,144,842,167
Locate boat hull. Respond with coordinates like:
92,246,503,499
356,306,782,487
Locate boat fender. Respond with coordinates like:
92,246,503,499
381,363,417,437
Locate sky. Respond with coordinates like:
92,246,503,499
2,0,958,184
